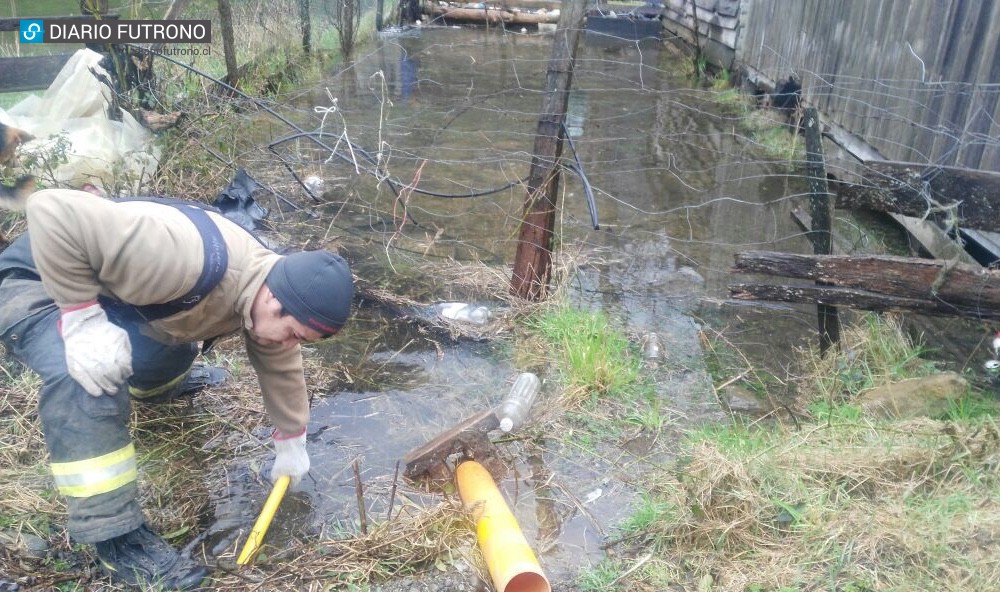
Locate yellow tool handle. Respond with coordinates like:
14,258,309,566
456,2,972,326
236,475,291,565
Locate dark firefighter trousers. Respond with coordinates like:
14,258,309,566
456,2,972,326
0,278,200,543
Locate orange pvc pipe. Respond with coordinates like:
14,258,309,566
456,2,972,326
456,461,550,592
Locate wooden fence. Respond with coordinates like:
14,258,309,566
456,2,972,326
663,0,1000,173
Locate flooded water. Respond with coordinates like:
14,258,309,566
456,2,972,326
216,25,994,587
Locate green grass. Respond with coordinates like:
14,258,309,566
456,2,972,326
801,312,941,408
528,307,641,402
577,558,624,592
618,494,674,539
708,86,804,162
685,420,776,456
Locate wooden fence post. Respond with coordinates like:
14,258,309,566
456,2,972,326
803,107,841,352
509,0,588,301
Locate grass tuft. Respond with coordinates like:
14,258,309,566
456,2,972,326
527,307,641,404
797,312,941,413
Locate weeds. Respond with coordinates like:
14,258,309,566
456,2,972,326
798,312,940,412
602,314,1000,591
709,85,804,162
527,307,640,404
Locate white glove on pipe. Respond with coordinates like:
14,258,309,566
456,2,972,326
271,428,310,486
60,302,133,397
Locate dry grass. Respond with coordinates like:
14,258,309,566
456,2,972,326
211,501,477,590
598,313,1000,592
639,416,1000,591
794,312,940,413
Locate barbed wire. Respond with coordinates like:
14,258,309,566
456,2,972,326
130,5,1000,333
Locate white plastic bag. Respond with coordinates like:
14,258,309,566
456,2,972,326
1,49,160,193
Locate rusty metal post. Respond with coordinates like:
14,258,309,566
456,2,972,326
803,107,841,353
509,0,588,301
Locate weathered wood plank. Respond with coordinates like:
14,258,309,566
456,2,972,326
960,228,1000,265
732,250,1000,309
888,213,979,265
731,0,1000,171
730,283,1000,320
837,160,1000,233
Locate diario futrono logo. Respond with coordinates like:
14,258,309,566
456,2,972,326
19,20,44,43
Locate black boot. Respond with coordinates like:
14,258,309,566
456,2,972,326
94,524,209,590
178,365,230,397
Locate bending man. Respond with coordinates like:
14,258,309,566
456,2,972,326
0,187,354,589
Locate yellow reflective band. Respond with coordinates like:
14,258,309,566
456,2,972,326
51,443,138,498
128,370,187,400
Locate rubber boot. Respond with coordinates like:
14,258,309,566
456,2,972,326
178,364,230,397
130,365,231,404
94,524,209,590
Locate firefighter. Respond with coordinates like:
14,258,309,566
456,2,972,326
0,188,354,589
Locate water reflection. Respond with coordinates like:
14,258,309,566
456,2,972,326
218,26,808,583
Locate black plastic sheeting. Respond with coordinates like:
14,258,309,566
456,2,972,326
213,169,269,233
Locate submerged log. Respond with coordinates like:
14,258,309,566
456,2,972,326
837,161,1000,233
730,251,1000,321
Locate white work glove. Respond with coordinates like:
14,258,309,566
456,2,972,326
60,302,133,397
271,428,310,486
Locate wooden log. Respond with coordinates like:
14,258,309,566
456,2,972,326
731,251,1000,312
837,160,1000,233
427,5,561,24
729,283,1000,321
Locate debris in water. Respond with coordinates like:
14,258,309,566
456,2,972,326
640,332,661,360
435,302,491,325
583,488,603,504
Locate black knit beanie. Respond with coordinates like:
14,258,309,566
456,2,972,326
266,250,354,335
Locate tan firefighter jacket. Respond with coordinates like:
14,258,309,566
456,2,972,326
24,189,310,435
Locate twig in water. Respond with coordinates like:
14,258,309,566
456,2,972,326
353,458,368,535
387,460,400,522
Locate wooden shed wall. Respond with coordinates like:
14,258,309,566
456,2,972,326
664,0,1000,172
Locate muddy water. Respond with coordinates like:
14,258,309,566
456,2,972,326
219,25,992,586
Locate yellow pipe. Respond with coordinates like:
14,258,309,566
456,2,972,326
456,461,550,592
236,475,291,565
